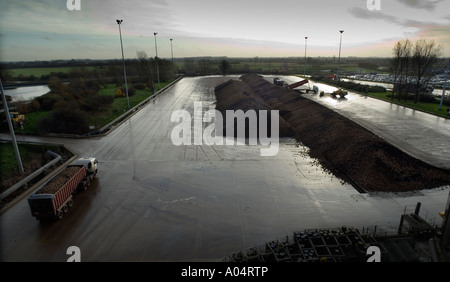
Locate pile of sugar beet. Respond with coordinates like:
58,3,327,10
214,73,450,193
36,166,81,194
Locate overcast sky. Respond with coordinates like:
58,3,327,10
1,0,449,61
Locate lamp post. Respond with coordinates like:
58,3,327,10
439,58,449,111
337,30,344,82
170,38,174,78
304,36,308,77
116,19,130,109
154,32,160,91
0,79,23,173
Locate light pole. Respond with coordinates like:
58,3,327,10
170,38,174,78
337,30,344,82
0,79,23,173
154,32,160,91
304,36,308,77
439,58,449,111
116,19,130,109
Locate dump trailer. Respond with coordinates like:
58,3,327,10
28,158,97,221
288,79,309,89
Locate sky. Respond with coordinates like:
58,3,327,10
0,0,449,62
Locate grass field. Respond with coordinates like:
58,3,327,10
9,67,78,77
173,58,386,75
15,111,51,134
364,91,450,118
0,142,34,176
10,58,387,79
94,82,171,128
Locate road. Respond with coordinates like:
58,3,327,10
271,75,450,170
1,75,449,262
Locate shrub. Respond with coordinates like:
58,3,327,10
80,95,114,112
115,88,125,98
36,93,64,111
134,83,146,90
119,86,136,97
369,86,387,93
37,107,89,135
419,94,437,103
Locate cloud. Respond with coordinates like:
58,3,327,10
348,7,400,24
415,24,450,44
348,7,442,30
397,0,444,11
86,0,177,36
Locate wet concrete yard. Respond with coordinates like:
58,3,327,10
272,75,450,170
1,76,449,261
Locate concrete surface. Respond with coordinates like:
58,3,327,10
0,75,448,262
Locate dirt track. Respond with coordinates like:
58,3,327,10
215,74,450,192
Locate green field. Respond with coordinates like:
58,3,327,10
9,66,96,78
0,142,34,176
10,67,73,77
364,91,450,118
173,57,388,76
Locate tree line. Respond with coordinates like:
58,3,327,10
0,54,177,85
1,51,178,135
390,39,443,103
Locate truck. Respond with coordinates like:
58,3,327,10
27,157,98,221
330,89,348,98
9,112,26,129
288,79,309,89
273,77,285,87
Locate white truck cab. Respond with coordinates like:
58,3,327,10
74,157,98,176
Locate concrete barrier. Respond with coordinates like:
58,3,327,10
96,75,184,136
0,150,61,201
0,151,78,214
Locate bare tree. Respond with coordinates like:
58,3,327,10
391,39,412,102
411,39,443,103
391,39,443,103
391,40,403,101
198,59,212,75
136,50,152,83
0,65,12,83
399,39,412,102
219,59,231,75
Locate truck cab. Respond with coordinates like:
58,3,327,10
73,157,98,176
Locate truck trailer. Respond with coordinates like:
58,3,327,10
28,157,98,221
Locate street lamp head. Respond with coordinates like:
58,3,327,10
305,37,308,40
340,30,344,34
170,38,173,41
116,20,123,24
154,32,158,36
